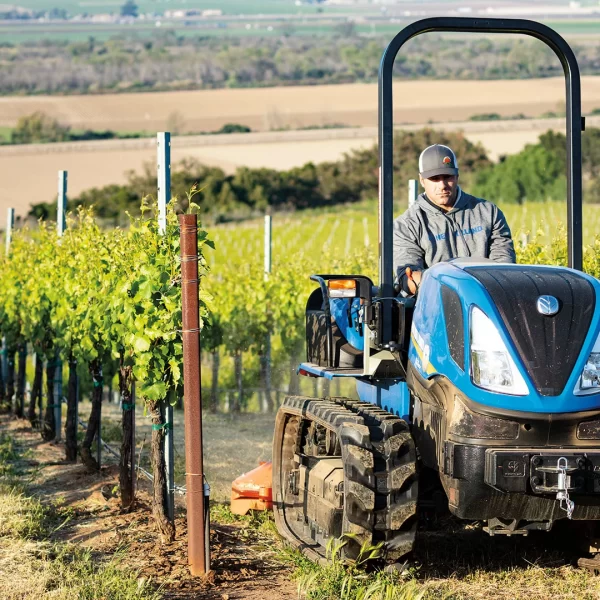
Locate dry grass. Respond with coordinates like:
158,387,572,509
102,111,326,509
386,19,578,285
4,75,600,218
0,431,159,600
80,402,276,502
86,404,600,598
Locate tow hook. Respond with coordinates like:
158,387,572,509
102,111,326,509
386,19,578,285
557,457,576,519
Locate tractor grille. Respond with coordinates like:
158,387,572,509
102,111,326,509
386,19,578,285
466,266,595,396
442,284,465,370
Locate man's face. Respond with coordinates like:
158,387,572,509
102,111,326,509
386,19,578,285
419,174,459,211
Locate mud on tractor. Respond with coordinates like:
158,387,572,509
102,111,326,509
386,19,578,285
272,17,600,570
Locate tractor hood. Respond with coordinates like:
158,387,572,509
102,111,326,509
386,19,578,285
409,259,600,414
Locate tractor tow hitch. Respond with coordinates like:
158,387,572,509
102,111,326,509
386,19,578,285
556,457,576,520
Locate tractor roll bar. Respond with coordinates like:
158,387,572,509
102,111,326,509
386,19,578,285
378,17,583,343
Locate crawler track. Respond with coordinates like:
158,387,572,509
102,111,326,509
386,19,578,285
272,396,418,565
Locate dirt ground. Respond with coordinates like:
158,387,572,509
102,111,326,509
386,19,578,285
0,415,297,600
4,411,600,599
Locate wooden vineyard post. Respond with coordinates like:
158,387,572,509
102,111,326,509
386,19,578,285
180,213,209,576
157,131,175,522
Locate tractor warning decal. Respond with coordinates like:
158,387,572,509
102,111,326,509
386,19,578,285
411,325,434,375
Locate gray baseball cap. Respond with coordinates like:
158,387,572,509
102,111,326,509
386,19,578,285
419,144,459,179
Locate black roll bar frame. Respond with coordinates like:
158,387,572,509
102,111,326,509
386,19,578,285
378,17,583,344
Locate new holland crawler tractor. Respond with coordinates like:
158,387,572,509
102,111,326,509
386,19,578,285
272,17,600,569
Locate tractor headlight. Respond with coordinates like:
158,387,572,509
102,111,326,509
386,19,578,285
576,333,600,394
470,306,528,396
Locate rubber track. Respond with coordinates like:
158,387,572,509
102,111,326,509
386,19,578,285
273,395,418,564
331,398,419,562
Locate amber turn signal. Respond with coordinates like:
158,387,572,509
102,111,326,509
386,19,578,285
328,279,357,298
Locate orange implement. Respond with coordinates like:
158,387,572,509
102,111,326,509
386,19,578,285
230,461,273,515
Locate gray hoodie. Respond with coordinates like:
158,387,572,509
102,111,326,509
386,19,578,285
393,188,515,289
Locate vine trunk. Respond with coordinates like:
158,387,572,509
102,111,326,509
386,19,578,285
149,400,175,543
233,352,242,413
41,361,55,441
80,360,102,470
5,349,15,414
65,356,78,462
27,354,43,428
119,361,135,510
210,350,219,413
15,345,26,418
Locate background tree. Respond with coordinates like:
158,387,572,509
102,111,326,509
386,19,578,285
11,112,70,144
120,0,138,18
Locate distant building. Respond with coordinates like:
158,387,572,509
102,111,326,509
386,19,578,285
164,8,223,18
0,4,34,17
90,13,116,23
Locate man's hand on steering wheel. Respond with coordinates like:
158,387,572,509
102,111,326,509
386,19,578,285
405,267,422,295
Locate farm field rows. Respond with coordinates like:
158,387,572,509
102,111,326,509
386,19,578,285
0,119,573,219
208,200,592,272
4,74,600,219
4,77,600,133
4,19,600,43
14,0,363,16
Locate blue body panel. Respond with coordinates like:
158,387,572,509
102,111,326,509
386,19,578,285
356,379,411,421
409,262,600,414
330,298,364,351
302,261,600,417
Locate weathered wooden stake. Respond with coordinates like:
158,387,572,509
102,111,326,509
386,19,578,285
180,213,208,575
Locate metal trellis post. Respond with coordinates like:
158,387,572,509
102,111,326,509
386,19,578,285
131,380,136,497
264,215,272,412
408,179,418,208
54,171,67,442
3,208,14,383
157,132,171,236
157,131,175,521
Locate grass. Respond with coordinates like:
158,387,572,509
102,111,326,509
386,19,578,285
206,500,600,599
278,527,600,600
0,126,11,144
0,431,160,600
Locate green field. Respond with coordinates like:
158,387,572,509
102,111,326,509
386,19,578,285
1,11,599,43
208,199,587,273
15,0,365,16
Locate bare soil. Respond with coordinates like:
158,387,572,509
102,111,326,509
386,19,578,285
4,113,598,220
0,415,297,600
3,77,600,133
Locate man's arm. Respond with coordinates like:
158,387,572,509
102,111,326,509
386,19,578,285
488,205,516,263
393,216,426,293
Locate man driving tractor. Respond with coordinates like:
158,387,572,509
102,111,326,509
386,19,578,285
393,144,516,295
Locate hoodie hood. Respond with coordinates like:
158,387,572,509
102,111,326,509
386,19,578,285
416,187,465,215
393,188,516,279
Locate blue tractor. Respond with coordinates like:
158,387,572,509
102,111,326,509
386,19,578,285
272,17,600,568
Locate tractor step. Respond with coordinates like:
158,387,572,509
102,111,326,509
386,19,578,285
297,362,364,379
